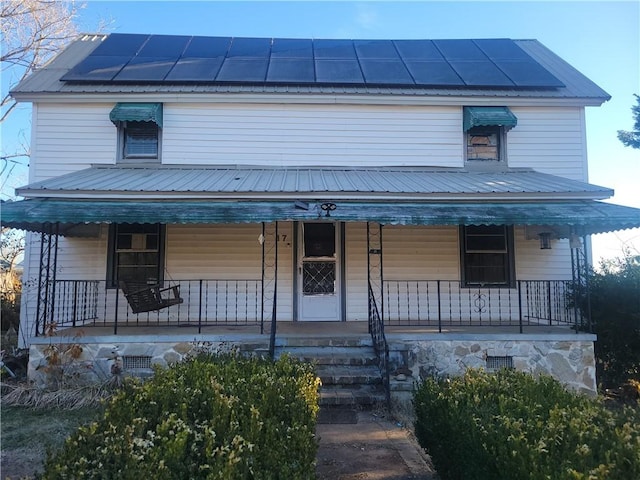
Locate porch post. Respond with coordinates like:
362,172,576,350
261,222,278,356
35,223,59,336
367,222,384,330
570,233,592,332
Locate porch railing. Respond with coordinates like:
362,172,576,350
383,280,586,332
368,282,390,406
36,279,262,336
33,279,587,336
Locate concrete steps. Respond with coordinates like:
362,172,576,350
276,337,386,409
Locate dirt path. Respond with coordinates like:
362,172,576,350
316,411,438,480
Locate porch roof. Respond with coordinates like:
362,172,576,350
3,198,640,237
15,165,613,200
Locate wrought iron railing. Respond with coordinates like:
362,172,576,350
34,279,262,336
33,279,587,336
368,281,390,406
383,279,587,332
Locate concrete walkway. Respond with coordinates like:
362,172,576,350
315,411,438,480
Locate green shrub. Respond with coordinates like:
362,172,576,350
414,369,640,480
587,255,640,389
40,354,321,479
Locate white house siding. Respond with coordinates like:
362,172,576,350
380,225,573,324
162,103,462,167
166,223,293,322
508,107,588,181
344,223,368,321
31,103,116,182
29,103,589,179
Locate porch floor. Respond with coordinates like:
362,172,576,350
37,320,590,345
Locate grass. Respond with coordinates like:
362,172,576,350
1,405,101,479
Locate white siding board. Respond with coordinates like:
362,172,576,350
383,225,460,280
514,227,572,280
508,107,588,181
162,103,462,167
33,104,116,182
345,223,368,321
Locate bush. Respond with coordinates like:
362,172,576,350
587,254,640,389
40,354,321,479
414,369,640,480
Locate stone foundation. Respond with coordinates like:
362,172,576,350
387,333,597,398
27,334,249,388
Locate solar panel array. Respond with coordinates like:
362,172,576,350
61,34,565,88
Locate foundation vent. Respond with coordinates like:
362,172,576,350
486,355,514,371
123,355,152,370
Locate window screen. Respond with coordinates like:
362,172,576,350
107,224,165,288
123,121,159,158
461,225,514,287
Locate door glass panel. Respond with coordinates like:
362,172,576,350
303,262,336,294
304,223,335,257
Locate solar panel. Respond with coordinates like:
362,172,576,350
404,61,464,86
473,39,531,60
267,58,314,83
314,39,357,59
360,59,413,85
434,39,487,61
137,35,190,57
450,61,514,86
91,33,149,56
183,36,231,57
315,59,364,83
165,57,224,81
496,60,565,87
61,55,130,81
271,38,313,58
61,33,566,89
354,40,399,59
227,37,271,58
114,57,177,81
217,58,269,82
394,40,444,60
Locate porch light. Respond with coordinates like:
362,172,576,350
538,232,552,250
320,202,337,217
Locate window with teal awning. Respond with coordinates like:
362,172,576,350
109,103,163,127
463,106,517,132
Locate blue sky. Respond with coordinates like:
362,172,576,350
2,1,639,261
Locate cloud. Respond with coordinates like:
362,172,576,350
355,4,379,30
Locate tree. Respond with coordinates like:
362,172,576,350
1,0,83,123
0,227,25,332
617,94,640,149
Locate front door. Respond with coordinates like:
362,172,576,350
298,222,340,321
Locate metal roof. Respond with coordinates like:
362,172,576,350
11,35,610,103
16,165,613,201
3,198,640,238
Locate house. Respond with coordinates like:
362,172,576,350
4,34,640,401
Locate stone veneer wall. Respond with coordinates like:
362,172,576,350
27,337,246,388
387,334,597,397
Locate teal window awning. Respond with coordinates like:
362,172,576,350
109,103,163,127
2,198,640,238
463,107,517,132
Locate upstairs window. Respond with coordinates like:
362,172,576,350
463,107,516,164
122,121,159,159
467,126,501,161
110,103,162,163
460,225,514,287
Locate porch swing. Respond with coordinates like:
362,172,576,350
120,280,183,314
